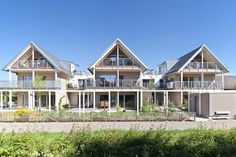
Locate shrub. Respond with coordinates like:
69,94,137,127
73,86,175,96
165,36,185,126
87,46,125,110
0,129,236,156
73,129,236,157
115,104,121,112
141,101,152,112
15,108,35,115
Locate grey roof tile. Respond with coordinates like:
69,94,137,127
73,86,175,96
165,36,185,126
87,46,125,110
166,45,203,74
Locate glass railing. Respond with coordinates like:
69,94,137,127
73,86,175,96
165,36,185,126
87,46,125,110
0,80,61,89
100,58,138,67
69,79,140,89
166,81,223,90
185,62,221,71
15,60,53,69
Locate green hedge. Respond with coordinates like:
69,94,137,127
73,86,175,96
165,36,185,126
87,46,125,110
0,129,235,157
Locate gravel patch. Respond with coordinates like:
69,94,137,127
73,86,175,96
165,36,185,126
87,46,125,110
0,120,236,133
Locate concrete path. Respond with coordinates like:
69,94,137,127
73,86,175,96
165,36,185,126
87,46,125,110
0,120,236,133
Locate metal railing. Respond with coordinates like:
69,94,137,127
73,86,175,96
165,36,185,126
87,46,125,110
100,58,138,67
166,81,223,90
185,62,221,71
15,60,53,69
143,69,158,75
0,80,61,89
143,82,156,89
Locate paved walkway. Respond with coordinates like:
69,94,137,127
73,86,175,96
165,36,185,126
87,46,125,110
0,120,236,133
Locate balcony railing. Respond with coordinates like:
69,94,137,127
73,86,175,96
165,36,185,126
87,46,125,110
185,62,222,71
166,81,223,90
0,80,61,89
69,79,141,89
143,82,156,89
100,58,138,67
15,60,53,69
143,69,158,75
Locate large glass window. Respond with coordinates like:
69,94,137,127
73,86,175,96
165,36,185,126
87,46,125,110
23,76,32,81
119,55,125,66
99,75,117,87
110,55,116,65
41,95,47,107
23,76,32,88
41,58,46,64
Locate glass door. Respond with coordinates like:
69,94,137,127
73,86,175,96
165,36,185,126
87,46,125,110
23,76,32,88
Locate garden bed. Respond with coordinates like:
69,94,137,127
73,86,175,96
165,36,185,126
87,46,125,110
0,110,196,122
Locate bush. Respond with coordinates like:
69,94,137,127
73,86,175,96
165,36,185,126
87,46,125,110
74,129,236,157
0,129,236,156
142,101,152,112
0,133,77,157
15,108,35,115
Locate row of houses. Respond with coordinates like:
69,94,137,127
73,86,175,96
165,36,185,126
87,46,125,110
1,39,236,118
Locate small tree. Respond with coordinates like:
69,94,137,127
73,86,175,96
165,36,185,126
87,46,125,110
33,76,45,111
59,95,66,112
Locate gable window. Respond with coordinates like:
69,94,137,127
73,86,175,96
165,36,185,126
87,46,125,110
110,55,116,66
40,58,47,65
119,55,125,66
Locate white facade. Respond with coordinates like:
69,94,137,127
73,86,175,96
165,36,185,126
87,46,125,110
0,40,235,118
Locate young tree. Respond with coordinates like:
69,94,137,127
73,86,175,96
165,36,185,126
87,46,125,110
33,75,45,111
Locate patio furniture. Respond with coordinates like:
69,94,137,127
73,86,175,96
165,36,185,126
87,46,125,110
100,101,108,108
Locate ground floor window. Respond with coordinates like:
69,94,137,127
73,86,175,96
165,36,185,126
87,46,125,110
124,95,135,109
100,95,108,101
41,95,47,107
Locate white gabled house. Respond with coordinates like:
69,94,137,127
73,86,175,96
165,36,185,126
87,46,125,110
0,39,236,118
2,42,75,111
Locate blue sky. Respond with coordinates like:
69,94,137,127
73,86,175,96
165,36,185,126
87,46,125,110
0,0,236,80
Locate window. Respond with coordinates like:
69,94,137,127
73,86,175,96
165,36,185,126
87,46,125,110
41,95,47,107
119,55,125,66
99,75,117,87
23,76,32,81
40,58,47,65
110,55,116,66
100,95,108,101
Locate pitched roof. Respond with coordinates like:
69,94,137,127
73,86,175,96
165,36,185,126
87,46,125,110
166,45,203,74
3,42,74,75
89,38,148,71
165,45,229,75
